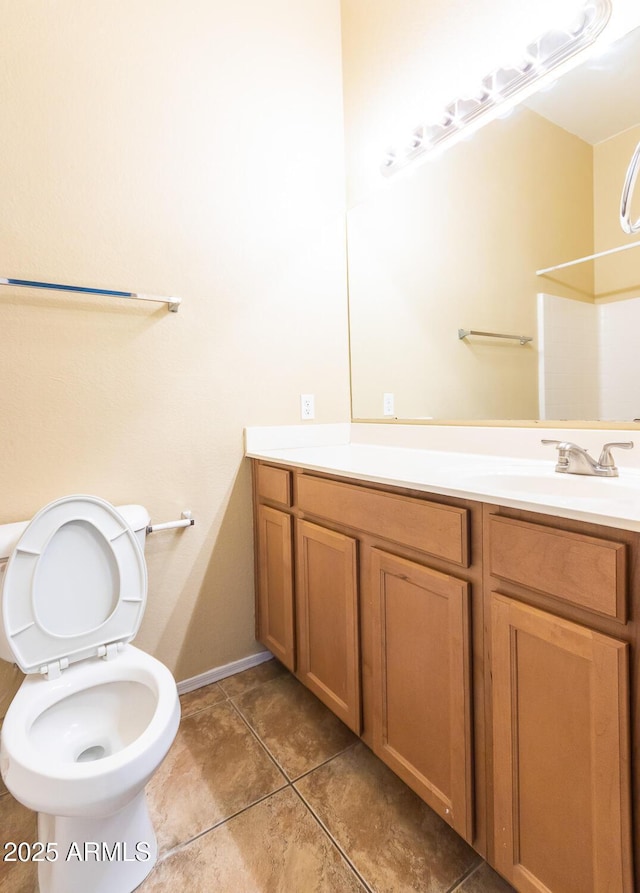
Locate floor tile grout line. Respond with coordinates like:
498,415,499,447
180,676,286,719
291,739,360,784
228,687,360,786
178,694,231,723
224,690,373,890
444,857,485,892
181,687,490,893
156,772,375,893
157,673,298,867
155,689,292,868
179,689,284,782
179,699,228,722
226,697,293,782
155,783,292,865
291,784,375,893
181,673,282,710
219,670,287,701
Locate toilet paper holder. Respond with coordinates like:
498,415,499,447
146,511,195,535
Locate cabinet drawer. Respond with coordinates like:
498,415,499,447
297,475,469,566
489,515,626,621
256,464,292,507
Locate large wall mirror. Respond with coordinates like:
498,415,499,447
347,19,640,423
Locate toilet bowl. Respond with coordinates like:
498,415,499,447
0,496,181,893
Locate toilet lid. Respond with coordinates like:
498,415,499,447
1,495,147,675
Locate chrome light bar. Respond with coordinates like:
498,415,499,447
381,0,612,177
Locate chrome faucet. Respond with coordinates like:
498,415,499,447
541,440,634,477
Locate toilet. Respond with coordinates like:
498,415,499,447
0,495,181,893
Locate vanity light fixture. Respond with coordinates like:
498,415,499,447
381,0,612,177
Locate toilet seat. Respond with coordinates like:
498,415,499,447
2,495,147,677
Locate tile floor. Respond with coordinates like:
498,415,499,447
0,659,516,893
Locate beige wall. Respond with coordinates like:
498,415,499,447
0,0,350,712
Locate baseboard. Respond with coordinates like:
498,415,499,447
176,650,274,695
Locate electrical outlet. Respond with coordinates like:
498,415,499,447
300,393,315,420
383,393,395,417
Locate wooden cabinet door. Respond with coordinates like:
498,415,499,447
491,593,632,893
256,505,295,671
296,519,361,733
370,548,473,840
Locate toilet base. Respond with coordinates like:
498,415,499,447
36,790,158,893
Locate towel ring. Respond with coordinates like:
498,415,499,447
620,142,640,234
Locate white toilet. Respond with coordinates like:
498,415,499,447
0,495,181,893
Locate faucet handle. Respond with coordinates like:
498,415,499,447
541,439,580,449
598,441,634,468
541,438,573,470
541,439,580,456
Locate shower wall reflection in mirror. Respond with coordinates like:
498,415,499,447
347,25,640,421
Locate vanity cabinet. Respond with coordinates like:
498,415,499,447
252,460,638,892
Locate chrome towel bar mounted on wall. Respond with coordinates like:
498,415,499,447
458,328,533,345
0,277,182,313
146,511,195,535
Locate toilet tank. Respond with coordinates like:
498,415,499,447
114,504,151,551
0,502,150,665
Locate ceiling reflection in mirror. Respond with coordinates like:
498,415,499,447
347,23,640,422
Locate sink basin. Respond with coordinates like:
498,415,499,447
456,466,640,506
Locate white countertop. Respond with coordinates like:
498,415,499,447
245,424,640,532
